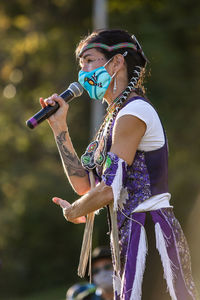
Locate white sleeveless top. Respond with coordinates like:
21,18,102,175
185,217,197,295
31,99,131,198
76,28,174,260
116,99,172,212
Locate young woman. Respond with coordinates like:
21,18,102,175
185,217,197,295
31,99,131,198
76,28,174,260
40,29,197,300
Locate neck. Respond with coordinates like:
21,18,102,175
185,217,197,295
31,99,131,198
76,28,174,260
104,69,128,105
103,70,140,105
105,90,139,110
103,90,122,106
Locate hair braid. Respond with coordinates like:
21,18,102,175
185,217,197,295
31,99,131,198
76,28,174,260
120,65,143,101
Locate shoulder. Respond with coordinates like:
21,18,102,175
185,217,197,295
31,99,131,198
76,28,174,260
113,114,146,149
116,98,161,132
117,99,158,120
111,113,146,164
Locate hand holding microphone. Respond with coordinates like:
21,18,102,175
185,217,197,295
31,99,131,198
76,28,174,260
26,82,83,129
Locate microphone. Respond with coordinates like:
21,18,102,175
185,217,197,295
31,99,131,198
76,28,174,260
26,82,83,129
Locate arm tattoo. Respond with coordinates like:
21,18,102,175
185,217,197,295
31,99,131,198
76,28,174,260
56,131,86,177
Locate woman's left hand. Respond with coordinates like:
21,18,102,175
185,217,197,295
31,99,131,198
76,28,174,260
52,197,86,224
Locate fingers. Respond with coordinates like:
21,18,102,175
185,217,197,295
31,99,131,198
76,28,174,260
52,197,86,224
52,197,70,209
76,216,87,223
70,216,86,224
39,94,69,109
45,94,58,107
39,97,46,108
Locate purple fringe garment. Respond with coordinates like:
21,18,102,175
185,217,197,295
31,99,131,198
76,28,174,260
116,208,197,300
101,152,197,300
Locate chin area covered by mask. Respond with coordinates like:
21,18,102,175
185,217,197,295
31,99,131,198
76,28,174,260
93,269,113,292
78,57,115,101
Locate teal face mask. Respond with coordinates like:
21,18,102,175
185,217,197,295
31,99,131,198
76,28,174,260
78,59,115,101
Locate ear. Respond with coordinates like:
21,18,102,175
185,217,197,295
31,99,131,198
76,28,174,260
112,54,126,73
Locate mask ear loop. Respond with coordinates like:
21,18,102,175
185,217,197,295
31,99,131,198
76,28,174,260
113,51,129,94
104,51,128,94
104,50,128,67
106,51,128,79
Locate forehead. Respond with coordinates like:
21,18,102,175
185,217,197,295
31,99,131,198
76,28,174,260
80,48,105,60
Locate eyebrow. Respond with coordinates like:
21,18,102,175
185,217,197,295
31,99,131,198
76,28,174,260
79,53,95,67
81,53,94,60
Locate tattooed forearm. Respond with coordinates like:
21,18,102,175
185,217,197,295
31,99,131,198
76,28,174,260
56,131,86,177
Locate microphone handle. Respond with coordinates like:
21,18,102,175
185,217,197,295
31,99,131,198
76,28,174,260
26,90,74,129
31,102,60,126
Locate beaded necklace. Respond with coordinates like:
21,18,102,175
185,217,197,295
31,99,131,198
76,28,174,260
81,93,126,170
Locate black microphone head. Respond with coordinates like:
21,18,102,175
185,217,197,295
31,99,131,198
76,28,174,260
68,82,83,98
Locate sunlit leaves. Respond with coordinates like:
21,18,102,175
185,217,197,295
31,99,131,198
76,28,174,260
13,15,31,30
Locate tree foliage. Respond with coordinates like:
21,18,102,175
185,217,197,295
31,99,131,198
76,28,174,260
0,0,200,297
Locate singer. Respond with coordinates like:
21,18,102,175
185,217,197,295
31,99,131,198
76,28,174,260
40,30,197,300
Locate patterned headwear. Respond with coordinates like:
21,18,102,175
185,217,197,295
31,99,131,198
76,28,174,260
78,40,148,63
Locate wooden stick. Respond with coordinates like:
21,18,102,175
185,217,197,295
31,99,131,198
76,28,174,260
78,171,96,278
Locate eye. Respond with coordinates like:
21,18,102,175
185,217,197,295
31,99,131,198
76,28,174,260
87,58,94,64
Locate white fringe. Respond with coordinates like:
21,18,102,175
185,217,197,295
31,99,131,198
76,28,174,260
109,203,121,274
113,273,122,296
111,159,123,211
109,202,121,296
155,223,177,300
130,226,148,300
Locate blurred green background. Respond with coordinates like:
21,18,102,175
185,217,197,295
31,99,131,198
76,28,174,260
0,0,199,299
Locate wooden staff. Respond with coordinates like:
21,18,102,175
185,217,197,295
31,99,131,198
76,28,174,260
78,171,96,280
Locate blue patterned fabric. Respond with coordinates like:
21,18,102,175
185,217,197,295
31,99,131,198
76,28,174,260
78,66,112,100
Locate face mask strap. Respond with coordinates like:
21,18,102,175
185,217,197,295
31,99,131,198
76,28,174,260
104,50,128,78
104,56,114,67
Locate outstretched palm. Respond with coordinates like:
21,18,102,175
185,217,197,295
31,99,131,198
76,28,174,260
52,197,86,224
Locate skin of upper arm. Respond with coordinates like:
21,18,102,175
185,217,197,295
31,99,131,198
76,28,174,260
110,115,146,165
